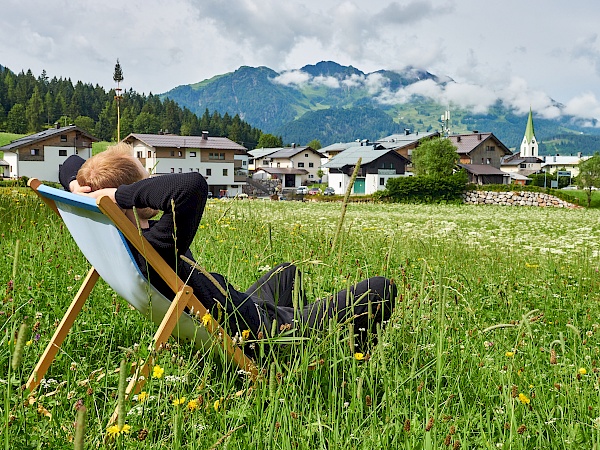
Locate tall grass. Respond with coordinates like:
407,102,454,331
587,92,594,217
1,188,600,448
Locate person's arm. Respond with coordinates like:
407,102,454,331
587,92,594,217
114,172,208,257
59,155,86,191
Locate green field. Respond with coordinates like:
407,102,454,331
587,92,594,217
2,191,600,448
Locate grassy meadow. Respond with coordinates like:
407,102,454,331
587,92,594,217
2,188,600,449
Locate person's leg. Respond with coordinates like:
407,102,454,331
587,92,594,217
302,276,396,339
245,263,304,308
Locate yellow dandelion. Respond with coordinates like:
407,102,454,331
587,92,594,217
187,399,199,411
241,329,250,340
579,367,587,375
518,393,530,405
213,399,220,411
354,352,365,361
172,397,186,406
137,391,148,403
202,313,212,327
152,365,164,379
26,340,33,346
525,263,539,268
106,424,131,437
505,351,515,357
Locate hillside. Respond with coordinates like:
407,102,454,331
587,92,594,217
162,61,600,152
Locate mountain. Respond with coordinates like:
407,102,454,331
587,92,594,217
161,61,600,153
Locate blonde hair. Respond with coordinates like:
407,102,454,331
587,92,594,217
77,142,148,191
78,142,157,219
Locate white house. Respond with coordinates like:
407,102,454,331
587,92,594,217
0,124,97,182
322,144,409,195
123,131,249,197
248,145,325,187
541,154,590,178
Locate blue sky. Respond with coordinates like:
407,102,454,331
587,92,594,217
2,0,600,125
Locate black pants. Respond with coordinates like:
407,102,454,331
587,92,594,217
246,263,396,340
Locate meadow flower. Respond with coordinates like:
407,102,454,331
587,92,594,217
579,368,587,375
354,352,365,361
172,397,186,406
202,313,212,327
505,351,515,357
187,399,199,411
241,329,250,340
152,365,164,379
106,424,131,437
518,393,530,405
213,399,220,411
136,392,148,403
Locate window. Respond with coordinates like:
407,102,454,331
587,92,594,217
60,135,67,142
304,153,309,158
136,151,142,158
380,177,385,186
277,162,281,168
486,158,491,165
223,168,228,176
206,168,212,176
190,168,194,172
171,168,175,173
242,161,247,166
209,152,225,160
519,163,527,168
147,150,152,158
485,146,495,152
220,153,225,160
190,152,196,157
308,174,314,179
309,162,314,168
298,162,305,168
30,149,40,156
262,160,269,166
170,150,175,156
178,151,183,157
178,168,183,173
339,182,342,188
59,150,67,156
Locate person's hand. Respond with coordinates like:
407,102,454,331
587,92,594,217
82,187,118,203
69,179,92,194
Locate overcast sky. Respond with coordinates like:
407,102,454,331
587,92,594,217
2,0,600,125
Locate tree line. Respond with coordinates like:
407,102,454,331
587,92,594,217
0,66,263,147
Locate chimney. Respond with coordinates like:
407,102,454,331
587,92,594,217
457,136,461,142
202,131,208,140
578,152,582,158
54,122,60,129
404,129,410,136
478,134,482,140
292,143,296,148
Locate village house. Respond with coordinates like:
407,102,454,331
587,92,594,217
377,131,441,173
123,131,248,197
322,143,409,195
0,124,98,182
446,132,512,169
248,145,325,188
541,154,590,178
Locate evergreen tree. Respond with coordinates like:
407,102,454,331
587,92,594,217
7,103,27,133
26,85,44,131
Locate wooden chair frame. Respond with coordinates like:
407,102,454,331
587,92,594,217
26,179,257,422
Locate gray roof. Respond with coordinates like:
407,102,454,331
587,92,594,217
323,145,401,169
256,167,308,175
0,125,98,151
458,164,510,176
125,133,247,152
0,159,8,166
249,147,283,158
377,131,439,144
319,142,357,153
270,146,325,159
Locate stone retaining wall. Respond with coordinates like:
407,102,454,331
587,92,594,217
464,190,578,208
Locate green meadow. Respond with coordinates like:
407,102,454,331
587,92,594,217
2,189,600,449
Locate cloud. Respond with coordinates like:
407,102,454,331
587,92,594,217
564,92,600,123
272,70,311,86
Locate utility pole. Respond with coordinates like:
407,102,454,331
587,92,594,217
113,59,124,141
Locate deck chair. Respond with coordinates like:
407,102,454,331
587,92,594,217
26,179,257,418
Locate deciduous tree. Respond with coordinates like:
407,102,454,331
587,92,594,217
577,152,600,207
411,137,459,177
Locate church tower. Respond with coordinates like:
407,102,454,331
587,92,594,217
520,108,538,157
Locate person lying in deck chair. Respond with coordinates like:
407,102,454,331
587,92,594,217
59,143,396,354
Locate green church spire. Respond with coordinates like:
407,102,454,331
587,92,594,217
524,108,535,144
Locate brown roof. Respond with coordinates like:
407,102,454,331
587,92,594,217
447,133,511,156
0,125,99,151
124,133,247,152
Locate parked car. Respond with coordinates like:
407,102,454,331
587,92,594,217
323,187,335,196
296,186,309,195
308,187,321,195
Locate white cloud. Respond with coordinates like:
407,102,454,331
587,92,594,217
272,70,311,86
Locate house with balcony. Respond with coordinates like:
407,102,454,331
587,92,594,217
0,124,98,182
249,145,325,188
377,131,441,173
322,143,409,195
123,131,249,197
447,132,512,168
